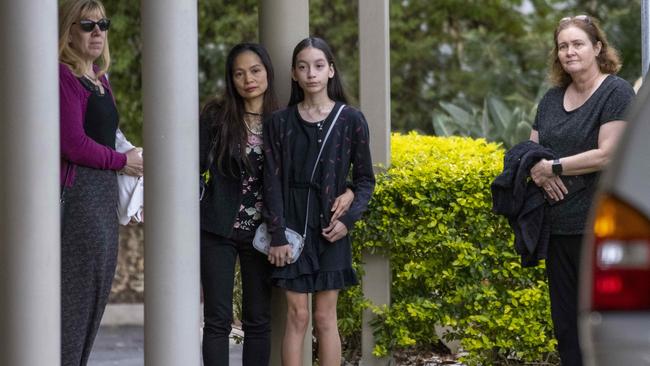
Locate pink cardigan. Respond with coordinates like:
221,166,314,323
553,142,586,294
59,63,126,186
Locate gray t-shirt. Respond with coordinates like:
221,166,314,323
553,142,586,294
532,75,634,234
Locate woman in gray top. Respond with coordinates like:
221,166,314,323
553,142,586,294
529,15,635,366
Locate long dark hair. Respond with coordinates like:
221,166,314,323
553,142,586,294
201,43,278,176
288,37,349,106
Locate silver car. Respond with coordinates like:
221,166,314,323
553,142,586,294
579,82,650,365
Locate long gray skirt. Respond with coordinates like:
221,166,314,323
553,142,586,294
61,166,118,366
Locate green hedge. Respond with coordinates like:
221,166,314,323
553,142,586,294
339,132,558,365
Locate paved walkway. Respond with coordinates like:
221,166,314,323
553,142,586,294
89,325,243,366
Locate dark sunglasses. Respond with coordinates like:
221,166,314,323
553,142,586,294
75,18,110,32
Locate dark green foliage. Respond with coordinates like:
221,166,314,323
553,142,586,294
103,1,261,146
103,1,143,145
102,1,640,145
432,91,543,150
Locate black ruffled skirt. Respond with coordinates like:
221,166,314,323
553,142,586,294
271,226,358,293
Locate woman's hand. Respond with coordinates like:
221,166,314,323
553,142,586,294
322,219,348,243
121,148,143,177
542,175,568,202
530,158,554,186
531,159,568,201
268,245,292,267
330,188,354,223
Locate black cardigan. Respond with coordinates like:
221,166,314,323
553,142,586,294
263,102,376,246
199,109,245,238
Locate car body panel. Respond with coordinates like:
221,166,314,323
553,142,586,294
581,312,650,366
579,82,650,366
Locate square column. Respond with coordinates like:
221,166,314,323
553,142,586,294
0,1,61,365
259,1,311,365
141,1,201,365
359,0,392,365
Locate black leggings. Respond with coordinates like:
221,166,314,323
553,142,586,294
200,229,272,366
546,234,583,366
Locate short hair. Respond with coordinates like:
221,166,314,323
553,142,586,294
548,15,621,87
58,0,111,78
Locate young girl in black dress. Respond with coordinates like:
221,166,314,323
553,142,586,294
263,37,375,366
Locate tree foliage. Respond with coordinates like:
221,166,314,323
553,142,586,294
103,0,641,145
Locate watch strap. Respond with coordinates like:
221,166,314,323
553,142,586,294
552,159,563,175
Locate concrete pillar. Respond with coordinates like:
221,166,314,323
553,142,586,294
0,1,61,365
642,0,650,77
259,1,311,365
259,0,309,105
140,1,201,365
359,0,392,365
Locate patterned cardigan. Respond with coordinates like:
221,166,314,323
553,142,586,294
262,102,376,246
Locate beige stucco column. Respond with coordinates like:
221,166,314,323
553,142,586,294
259,1,310,365
259,0,309,104
141,0,202,365
641,0,650,78
359,0,392,364
0,1,61,365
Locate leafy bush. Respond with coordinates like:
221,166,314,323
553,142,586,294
339,133,558,365
432,94,538,150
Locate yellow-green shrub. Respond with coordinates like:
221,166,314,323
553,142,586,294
339,132,557,365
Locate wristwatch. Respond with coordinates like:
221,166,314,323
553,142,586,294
552,159,563,175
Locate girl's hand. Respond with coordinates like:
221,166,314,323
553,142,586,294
330,188,354,223
322,220,348,243
268,245,292,267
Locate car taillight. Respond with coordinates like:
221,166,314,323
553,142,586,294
590,194,650,311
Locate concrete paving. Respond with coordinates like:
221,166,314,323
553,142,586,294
89,325,243,366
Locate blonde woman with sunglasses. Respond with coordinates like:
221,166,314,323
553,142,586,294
528,15,634,365
58,1,143,365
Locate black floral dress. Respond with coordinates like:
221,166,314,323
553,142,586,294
234,132,264,231
262,102,375,293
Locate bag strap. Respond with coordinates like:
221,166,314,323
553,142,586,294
301,104,345,238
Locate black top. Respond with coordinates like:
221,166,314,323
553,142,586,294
287,115,325,232
79,76,118,150
263,102,376,246
532,75,635,234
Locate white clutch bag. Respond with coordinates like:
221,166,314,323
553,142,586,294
252,223,304,264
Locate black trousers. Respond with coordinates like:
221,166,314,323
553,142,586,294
200,229,272,366
546,234,583,366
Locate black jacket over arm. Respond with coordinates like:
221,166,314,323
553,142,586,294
262,103,375,246
491,140,555,267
